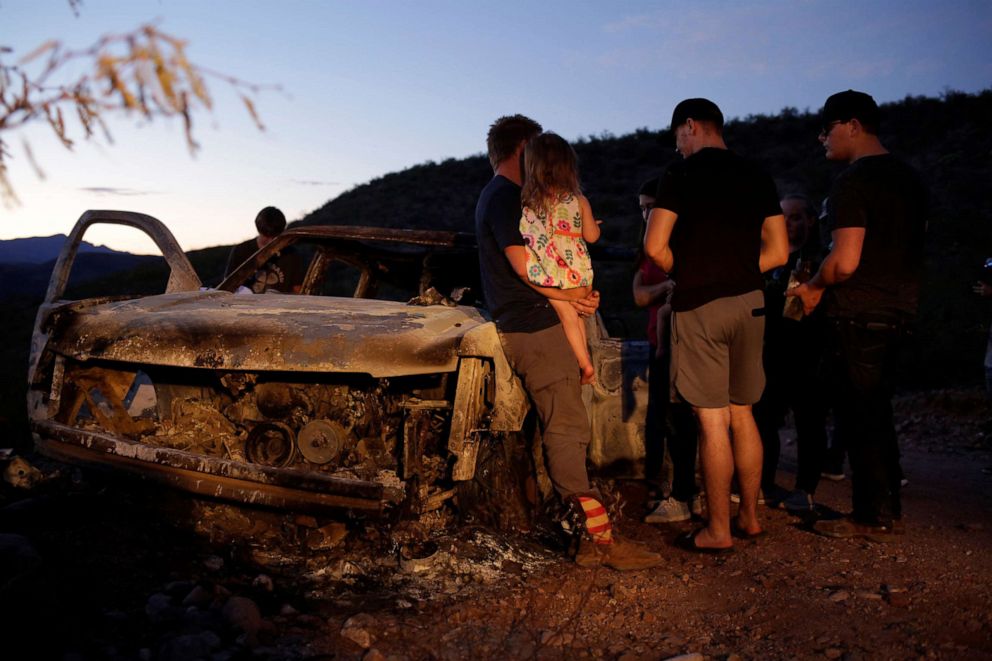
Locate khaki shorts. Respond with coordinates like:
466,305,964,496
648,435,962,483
670,290,766,408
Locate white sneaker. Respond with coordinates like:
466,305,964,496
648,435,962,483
644,497,691,523
730,489,765,505
650,494,704,514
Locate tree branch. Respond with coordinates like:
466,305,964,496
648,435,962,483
0,23,279,207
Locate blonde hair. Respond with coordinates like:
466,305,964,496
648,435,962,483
521,132,581,215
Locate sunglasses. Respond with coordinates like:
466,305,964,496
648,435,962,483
820,120,845,136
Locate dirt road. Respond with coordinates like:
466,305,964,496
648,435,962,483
1,388,990,660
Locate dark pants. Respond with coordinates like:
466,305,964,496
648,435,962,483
755,384,829,494
645,351,698,501
828,317,905,525
754,316,829,494
500,324,592,498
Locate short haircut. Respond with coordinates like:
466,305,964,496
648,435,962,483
486,114,542,170
639,177,659,198
670,98,724,131
781,193,817,218
822,89,880,135
255,206,287,237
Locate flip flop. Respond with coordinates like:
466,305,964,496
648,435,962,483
730,521,766,540
673,528,734,555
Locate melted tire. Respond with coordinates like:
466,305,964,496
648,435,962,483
454,432,534,530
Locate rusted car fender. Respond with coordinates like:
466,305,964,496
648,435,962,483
457,322,529,432
445,322,530,481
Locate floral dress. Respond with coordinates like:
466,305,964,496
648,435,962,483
519,193,593,289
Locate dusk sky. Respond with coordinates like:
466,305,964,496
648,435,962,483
2,0,990,253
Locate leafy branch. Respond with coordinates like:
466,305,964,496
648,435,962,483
0,23,276,206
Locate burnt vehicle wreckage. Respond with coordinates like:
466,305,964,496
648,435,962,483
27,210,653,527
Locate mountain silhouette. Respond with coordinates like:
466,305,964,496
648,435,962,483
1,89,990,443
0,234,119,266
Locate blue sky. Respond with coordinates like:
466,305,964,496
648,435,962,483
1,0,990,253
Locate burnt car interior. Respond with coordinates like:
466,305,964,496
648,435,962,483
28,213,501,514
219,225,482,304
28,211,650,522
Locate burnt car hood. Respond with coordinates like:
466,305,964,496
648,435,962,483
44,290,489,376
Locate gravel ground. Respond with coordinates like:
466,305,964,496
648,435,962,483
1,387,990,660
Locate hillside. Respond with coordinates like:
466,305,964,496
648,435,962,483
0,234,118,265
1,90,990,444
0,253,165,302
295,89,992,388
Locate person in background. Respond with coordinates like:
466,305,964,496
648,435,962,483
753,194,829,514
224,206,304,294
975,258,992,400
789,90,928,540
815,196,847,483
634,177,701,523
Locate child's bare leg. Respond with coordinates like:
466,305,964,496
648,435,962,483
549,298,595,384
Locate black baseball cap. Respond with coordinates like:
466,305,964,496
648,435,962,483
670,98,724,131
821,90,880,133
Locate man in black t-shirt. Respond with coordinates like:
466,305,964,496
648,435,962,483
644,98,788,553
790,90,927,541
224,206,304,294
476,115,660,570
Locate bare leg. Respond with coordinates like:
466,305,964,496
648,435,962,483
694,406,734,549
549,298,595,384
730,403,763,535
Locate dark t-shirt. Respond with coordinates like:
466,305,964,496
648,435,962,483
475,175,558,333
225,238,305,294
655,148,781,312
823,154,927,319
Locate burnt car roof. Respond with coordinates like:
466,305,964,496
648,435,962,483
282,225,477,247
218,225,478,295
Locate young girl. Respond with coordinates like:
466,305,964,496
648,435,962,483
515,132,601,384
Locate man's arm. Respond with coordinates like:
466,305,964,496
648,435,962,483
570,289,600,317
632,270,675,308
758,213,789,273
787,226,866,314
644,207,678,272
504,244,530,281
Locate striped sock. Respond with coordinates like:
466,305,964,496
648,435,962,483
577,496,613,545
